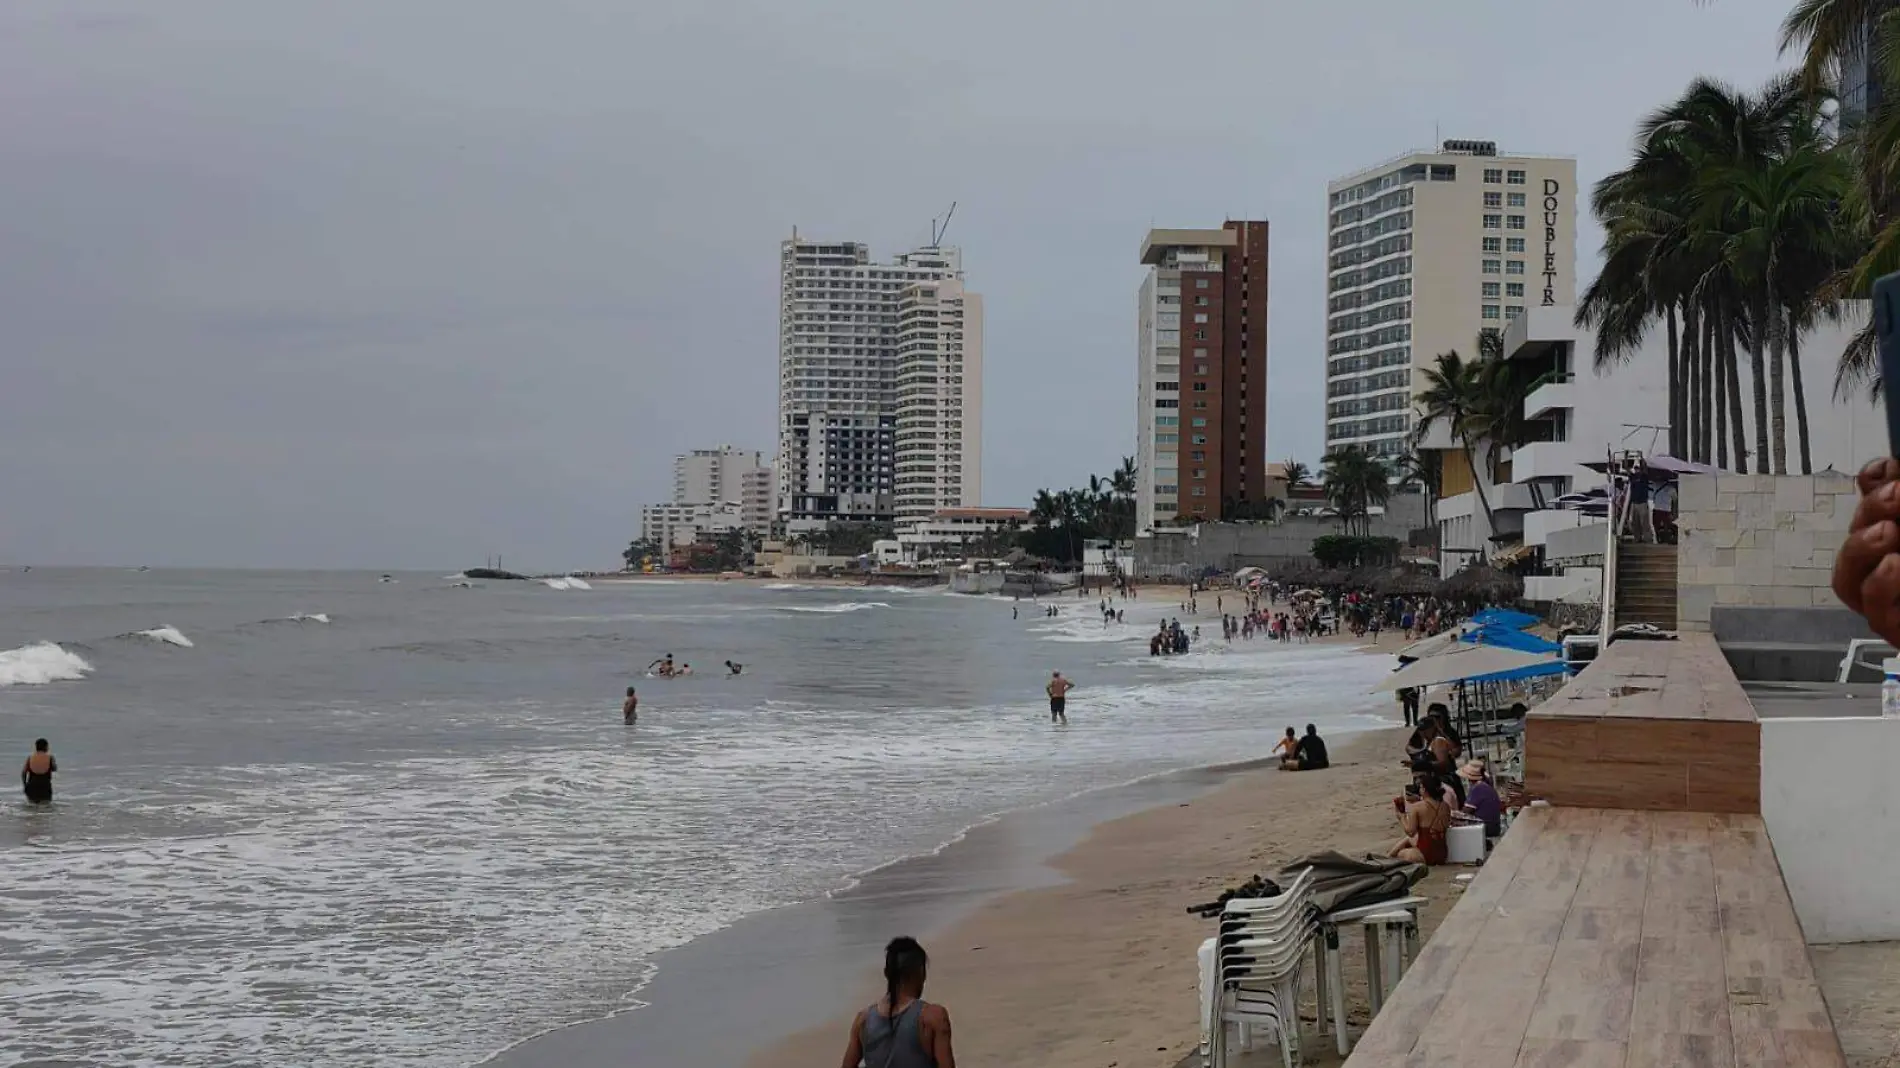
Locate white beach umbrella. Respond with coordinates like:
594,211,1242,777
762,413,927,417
1372,643,1559,693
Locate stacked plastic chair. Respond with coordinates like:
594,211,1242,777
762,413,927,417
1198,867,1317,1068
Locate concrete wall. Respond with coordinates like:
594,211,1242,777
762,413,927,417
1131,493,1426,574
1761,717,1900,943
1676,472,1857,631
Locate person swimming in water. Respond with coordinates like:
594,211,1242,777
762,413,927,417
679,663,693,677
622,687,638,725
725,660,743,676
21,738,55,803
653,654,675,678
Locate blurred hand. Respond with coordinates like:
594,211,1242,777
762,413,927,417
1832,458,1900,646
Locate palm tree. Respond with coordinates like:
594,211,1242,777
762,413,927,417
1282,459,1310,488
1320,446,1393,536
1413,348,1497,532
1109,456,1138,541
1393,450,1443,531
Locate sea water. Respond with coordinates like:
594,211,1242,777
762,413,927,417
0,569,1391,1067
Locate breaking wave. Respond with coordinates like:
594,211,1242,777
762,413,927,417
130,626,194,647
778,602,890,614
0,642,94,686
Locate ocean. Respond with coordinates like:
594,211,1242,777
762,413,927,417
0,569,1392,1068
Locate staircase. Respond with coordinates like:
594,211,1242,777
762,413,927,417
1614,544,1678,629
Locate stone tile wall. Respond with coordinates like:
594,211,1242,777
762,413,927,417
1675,471,1857,631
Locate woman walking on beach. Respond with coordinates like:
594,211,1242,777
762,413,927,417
839,936,955,1067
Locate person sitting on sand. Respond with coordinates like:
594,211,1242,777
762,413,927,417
622,687,638,725
1273,727,1299,769
838,936,956,1068
1392,771,1451,866
1459,760,1503,841
1292,724,1329,771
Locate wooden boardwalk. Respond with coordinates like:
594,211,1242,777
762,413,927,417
1341,807,1844,1067
1525,635,1761,814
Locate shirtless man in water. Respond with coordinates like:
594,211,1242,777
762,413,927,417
1046,671,1073,724
622,687,638,725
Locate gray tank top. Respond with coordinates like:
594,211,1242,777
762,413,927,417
860,999,933,1068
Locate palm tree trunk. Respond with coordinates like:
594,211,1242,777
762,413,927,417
1699,308,1714,464
1767,277,1788,475
1708,309,1725,468
1461,439,1494,548
1666,304,1683,458
1679,305,1699,461
1748,306,1771,475
1725,321,1749,474
1789,322,1813,475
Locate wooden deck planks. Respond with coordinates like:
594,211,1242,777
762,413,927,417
1340,808,1846,1068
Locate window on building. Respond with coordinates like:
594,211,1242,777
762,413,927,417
1484,168,1503,183
1192,469,1208,479
1195,296,1210,306
1190,450,1205,461
1482,259,1501,274
1483,282,1501,298
1482,304,1501,319
1506,260,1526,275
1483,214,1502,229
1190,487,1207,497
1507,192,1526,207
1506,238,1526,253
1156,398,1178,408
1483,192,1502,208
1192,382,1208,392
1195,364,1209,376
1506,215,1526,229
1192,400,1207,409
1194,348,1208,358
1191,418,1208,427
1506,305,1524,320
1196,279,1210,289
1507,169,1527,184
1156,381,1178,391
1193,313,1208,323
1157,433,1178,444
1191,434,1207,444
1193,330,1206,339
1156,416,1178,426
1482,237,1502,254
1506,282,1525,297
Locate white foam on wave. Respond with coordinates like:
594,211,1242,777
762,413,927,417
543,578,572,590
761,582,821,591
134,626,194,647
562,577,593,591
0,641,94,686
290,613,331,624
444,572,467,581
779,602,890,614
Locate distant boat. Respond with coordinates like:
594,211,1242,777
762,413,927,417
379,574,397,583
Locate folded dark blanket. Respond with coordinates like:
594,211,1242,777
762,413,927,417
1275,850,1427,914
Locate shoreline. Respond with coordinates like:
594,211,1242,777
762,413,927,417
486,636,1413,1068
743,726,1442,1068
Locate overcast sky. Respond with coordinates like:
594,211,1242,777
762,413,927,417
0,0,1805,570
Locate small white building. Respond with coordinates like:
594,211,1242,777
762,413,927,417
641,501,744,549
893,507,1028,563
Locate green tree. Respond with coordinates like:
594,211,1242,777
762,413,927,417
622,537,663,569
1393,450,1442,532
1281,459,1310,488
1320,446,1392,537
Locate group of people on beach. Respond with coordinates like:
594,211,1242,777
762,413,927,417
1387,704,1505,866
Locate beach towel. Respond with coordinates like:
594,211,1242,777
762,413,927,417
1274,851,1426,914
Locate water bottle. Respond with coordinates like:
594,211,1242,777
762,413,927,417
1884,658,1900,718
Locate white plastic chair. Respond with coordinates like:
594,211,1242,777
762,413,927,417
1211,915,1317,1068
1203,868,1316,1068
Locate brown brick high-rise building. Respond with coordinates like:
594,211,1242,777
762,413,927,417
1135,222,1269,529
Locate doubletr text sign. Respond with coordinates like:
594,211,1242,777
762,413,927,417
1541,178,1561,307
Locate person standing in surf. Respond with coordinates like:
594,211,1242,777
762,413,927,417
21,738,55,803
622,687,638,725
837,936,955,1068
1045,671,1073,724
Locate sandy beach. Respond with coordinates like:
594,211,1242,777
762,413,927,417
747,724,1458,1068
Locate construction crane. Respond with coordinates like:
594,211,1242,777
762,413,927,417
929,201,957,248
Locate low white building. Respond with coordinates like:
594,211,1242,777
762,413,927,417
1434,303,1884,600
893,507,1028,562
641,501,744,549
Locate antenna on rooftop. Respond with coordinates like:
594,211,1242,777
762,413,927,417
929,201,957,247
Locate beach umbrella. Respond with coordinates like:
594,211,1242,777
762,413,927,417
1372,644,1561,692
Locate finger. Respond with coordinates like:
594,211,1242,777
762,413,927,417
1853,479,1900,534
1859,457,1900,497
1835,520,1900,613
1862,552,1900,645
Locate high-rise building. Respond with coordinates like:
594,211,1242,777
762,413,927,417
740,466,776,533
1134,222,1270,532
895,277,984,520
776,237,979,526
1323,142,1577,461
1840,5,1891,129
673,445,766,509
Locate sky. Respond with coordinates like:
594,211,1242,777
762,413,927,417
0,0,1811,570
